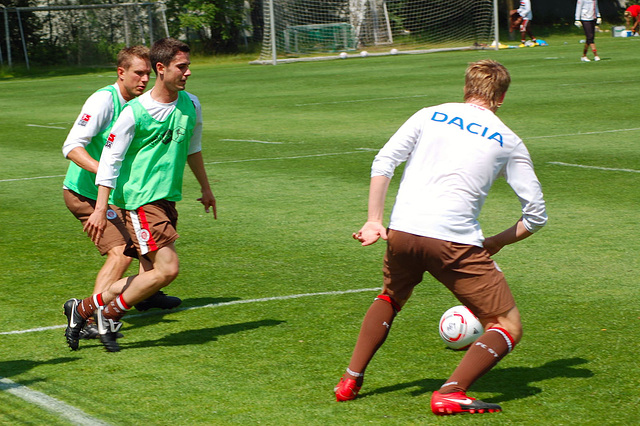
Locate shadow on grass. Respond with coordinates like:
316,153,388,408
0,357,80,385
122,296,243,332
122,319,285,349
361,357,593,402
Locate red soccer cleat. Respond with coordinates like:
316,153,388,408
334,377,361,402
431,390,502,415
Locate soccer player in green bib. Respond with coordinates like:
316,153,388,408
62,46,183,343
64,38,216,352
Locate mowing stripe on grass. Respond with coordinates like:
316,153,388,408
0,377,111,426
0,287,380,336
295,94,430,107
548,161,640,174
220,138,284,144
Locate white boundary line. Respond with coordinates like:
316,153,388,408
527,127,640,139
0,287,378,424
548,161,640,174
26,124,66,130
220,138,284,144
0,377,111,426
0,287,380,336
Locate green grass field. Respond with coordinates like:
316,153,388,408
1,32,640,425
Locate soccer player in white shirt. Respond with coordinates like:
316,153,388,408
334,60,547,416
575,0,602,62
516,0,537,45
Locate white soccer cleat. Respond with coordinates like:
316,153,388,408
581,56,590,62
594,56,601,61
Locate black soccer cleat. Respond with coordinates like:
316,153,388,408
94,307,123,352
79,322,124,340
431,390,502,415
134,291,182,311
64,298,86,350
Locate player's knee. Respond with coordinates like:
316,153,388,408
375,294,402,313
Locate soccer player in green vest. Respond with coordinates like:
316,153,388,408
62,46,182,342
63,38,216,352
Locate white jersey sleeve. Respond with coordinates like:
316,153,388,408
62,86,119,158
502,143,548,233
95,105,136,189
187,92,203,155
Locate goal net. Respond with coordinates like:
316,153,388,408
256,0,497,64
2,2,169,68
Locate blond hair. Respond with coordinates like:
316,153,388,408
117,45,150,69
463,59,511,110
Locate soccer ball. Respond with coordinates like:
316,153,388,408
438,305,483,350
360,50,368,57
390,48,398,55
339,52,348,59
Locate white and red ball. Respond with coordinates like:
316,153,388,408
438,305,483,350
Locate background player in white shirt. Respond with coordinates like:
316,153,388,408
514,0,537,45
334,60,547,416
575,0,602,62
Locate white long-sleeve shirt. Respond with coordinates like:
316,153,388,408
95,89,203,189
575,0,600,21
517,0,533,20
372,102,547,247
62,84,126,158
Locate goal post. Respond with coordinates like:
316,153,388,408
255,0,498,65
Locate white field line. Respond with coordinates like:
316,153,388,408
0,287,380,336
527,127,640,139
0,377,111,426
26,124,66,129
0,287,378,424
548,162,640,174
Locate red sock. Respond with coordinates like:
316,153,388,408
103,294,130,321
439,327,515,394
77,294,104,320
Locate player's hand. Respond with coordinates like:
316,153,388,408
84,209,107,243
574,20,582,28
596,17,602,25
352,221,387,246
198,188,217,219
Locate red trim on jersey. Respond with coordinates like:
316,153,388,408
136,206,158,252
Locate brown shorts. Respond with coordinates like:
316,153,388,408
123,200,179,256
63,189,131,255
382,229,515,318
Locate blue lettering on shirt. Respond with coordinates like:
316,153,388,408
430,111,503,147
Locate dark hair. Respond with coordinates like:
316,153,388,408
150,38,190,74
117,45,150,69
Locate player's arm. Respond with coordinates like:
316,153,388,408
62,91,113,173
84,185,112,243
483,219,532,255
353,175,390,246
486,142,547,255
85,107,135,242
185,95,216,217
187,151,217,218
